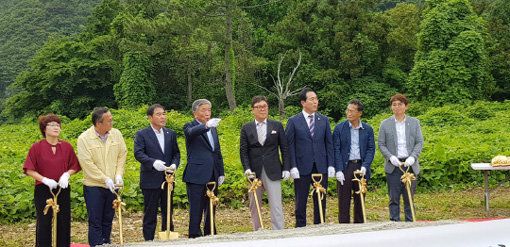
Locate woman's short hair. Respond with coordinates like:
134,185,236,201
38,114,61,137
389,93,409,106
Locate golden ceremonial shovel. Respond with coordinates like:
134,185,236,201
158,167,179,240
247,172,264,229
311,173,326,224
353,171,368,223
399,163,416,222
43,186,62,247
112,184,126,245
206,182,219,235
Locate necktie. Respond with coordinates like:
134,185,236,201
308,115,315,137
257,122,266,145
207,129,215,151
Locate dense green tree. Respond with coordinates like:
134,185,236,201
483,0,510,101
0,0,100,99
383,3,421,90
114,51,156,108
408,0,494,105
1,37,117,120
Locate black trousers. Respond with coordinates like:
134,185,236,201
34,184,71,247
294,166,328,227
386,167,417,222
142,183,174,241
186,182,218,238
337,161,364,223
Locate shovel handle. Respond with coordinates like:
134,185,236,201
206,181,217,191
311,173,323,183
165,167,176,174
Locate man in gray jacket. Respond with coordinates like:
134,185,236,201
378,94,423,222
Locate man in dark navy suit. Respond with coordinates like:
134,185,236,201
134,104,181,241
333,99,375,223
183,99,225,238
286,88,334,227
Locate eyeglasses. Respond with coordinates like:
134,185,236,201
253,105,268,110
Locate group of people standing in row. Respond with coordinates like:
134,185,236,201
24,88,423,247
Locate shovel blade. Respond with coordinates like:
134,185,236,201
158,231,179,240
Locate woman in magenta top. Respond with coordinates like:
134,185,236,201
23,114,81,247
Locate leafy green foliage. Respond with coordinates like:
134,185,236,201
408,0,494,105
114,51,156,108
0,0,101,97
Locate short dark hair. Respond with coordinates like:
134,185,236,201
147,104,164,116
251,96,268,108
348,99,364,112
39,114,61,137
91,107,110,126
298,88,315,103
390,93,409,106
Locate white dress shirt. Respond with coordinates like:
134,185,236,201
395,117,409,158
151,124,165,154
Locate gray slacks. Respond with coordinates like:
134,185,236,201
249,168,285,230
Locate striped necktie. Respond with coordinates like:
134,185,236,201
308,115,314,137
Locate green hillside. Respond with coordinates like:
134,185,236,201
0,0,100,98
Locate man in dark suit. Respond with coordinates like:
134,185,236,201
286,88,335,227
240,96,290,230
333,99,375,223
183,99,225,238
134,104,181,241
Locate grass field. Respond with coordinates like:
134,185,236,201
1,186,509,246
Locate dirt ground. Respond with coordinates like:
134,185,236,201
1,187,510,246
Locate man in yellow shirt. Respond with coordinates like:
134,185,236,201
77,107,127,247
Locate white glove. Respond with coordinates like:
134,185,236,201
390,155,401,167
405,156,415,167
218,175,225,186
153,160,167,171
336,171,345,185
282,170,290,180
169,164,177,173
105,177,115,193
290,167,300,179
328,166,335,178
206,118,221,128
58,172,70,189
244,169,255,179
356,166,367,176
42,177,58,190
115,175,123,185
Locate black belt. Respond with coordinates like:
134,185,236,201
349,159,361,164
398,158,407,162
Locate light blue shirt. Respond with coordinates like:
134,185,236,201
151,124,165,154
94,129,109,144
348,120,363,160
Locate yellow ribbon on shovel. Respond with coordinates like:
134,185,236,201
310,174,326,224
247,172,264,229
206,182,219,235
399,164,417,222
158,167,179,240
353,171,368,223
43,186,62,247
112,184,125,245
